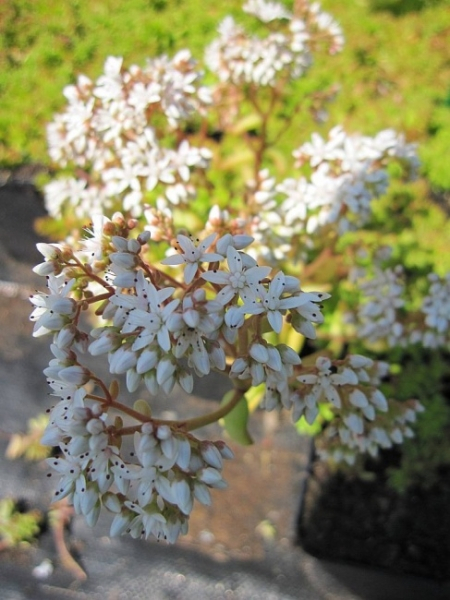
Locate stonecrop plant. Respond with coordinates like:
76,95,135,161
30,0,448,544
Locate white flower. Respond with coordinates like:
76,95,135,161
297,357,343,409
119,272,180,352
161,234,223,284
355,265,406,347
30,275,77,337
201,245,271,304
243,0,292,22
420,273,450,342
45,52,212,219
242,271,309,333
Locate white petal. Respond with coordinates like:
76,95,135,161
184,262,198,284
270,272,285,297
161,254,185,266
227,246,243,273
267,310,283,333
297,374,318,385
201,270,229,285
324,384,342,408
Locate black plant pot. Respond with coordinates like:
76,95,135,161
296,448,450,581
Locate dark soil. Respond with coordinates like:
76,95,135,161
298,454,450,581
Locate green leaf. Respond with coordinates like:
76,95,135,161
228,113,262,136
133,399,152,417
0,498,42,547
220,390,253,446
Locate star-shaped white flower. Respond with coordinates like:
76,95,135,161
30,275,77,337
242,271,306,333
296,357,343,408
118,272,179,352
201,245,271,304
161,233,223,284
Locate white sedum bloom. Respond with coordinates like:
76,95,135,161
161,233,223,284
30,275,77,337
45,51,212,219
242,271,308,333
201,245,271,304
354,265,406,347
416,272,450,348
243,0,292,22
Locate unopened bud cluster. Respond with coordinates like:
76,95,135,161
348,259,450,350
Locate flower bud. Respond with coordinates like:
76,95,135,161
344,413,364,435
127,239,141,254
109,347,137,374
249,343,269,364
138,231,151,244
103,492,122,513
193,482,211,506
110,252,137,270
59,365,90,386
198,467,224,487
111,236,128,252
215,441,234,460
371,390,388,412
349,389,368,408
86,418,105,435
36,243,61,260
200,442,223,470
390,428,403,443
348,354,374,369
110,512,133,536
33,261,57,276
89,333,118,355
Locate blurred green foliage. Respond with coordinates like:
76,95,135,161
384,348,450,491
0,0,242,165
0,498,42,548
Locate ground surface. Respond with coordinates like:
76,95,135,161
1,178,449,599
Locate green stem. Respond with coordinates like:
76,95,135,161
86,388,152,423
110,399,152,423
84,291,114,305
182,386,248,432
105,387,248,436
68,256,115,293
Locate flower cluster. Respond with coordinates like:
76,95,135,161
45,52,211,219
273,126,419,237
297,355,424,464
205,0,343,88
348,262,450,351
46,414,232,543
42,0,417,258
352,264,406,347
316,398,424,466
31,213,425,539
82,229,328,398
413,272,450,348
